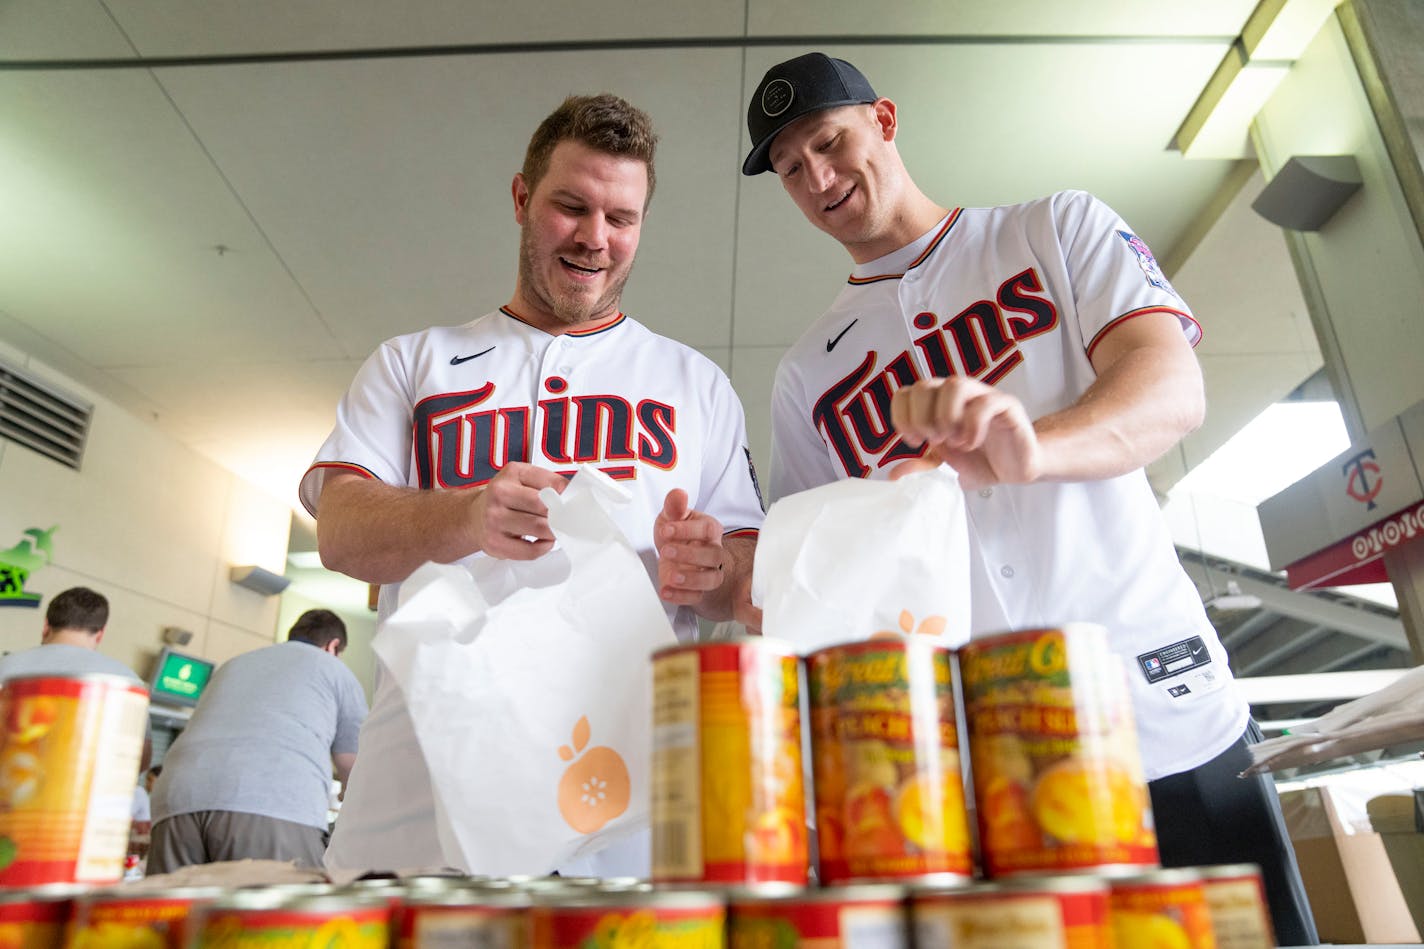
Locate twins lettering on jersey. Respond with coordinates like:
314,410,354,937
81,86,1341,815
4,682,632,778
412,375,677,488
815,267,1058,478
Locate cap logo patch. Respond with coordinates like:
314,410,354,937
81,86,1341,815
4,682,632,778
761,78,794,117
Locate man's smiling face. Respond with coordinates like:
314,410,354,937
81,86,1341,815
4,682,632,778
513,139,647,332
769,101,904,261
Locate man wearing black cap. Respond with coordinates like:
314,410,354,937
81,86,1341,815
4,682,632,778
744,52,1317,945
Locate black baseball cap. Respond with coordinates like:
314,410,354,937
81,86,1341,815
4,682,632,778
743,53,878,177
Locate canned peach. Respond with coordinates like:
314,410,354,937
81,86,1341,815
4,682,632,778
805,640,971,884
0,886,80,949
1109,869,1217,949
958,625,1157,877
728,884,908,948
397,888,529,949
191,890,390,949
528,889,723,948
0,675,150,885
651,639,806,886
1198,864,1273,949
910,876,1112,949
68,886,223,949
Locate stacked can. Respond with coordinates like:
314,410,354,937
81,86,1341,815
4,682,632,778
650,638,807,887
0,675,150,886
68,886,223,949
1108,869,1218,949
0,886,82,949
188,888,390,949
804,638,972,885
528,888,723,948
909,876,1113,949
956,624,1158,878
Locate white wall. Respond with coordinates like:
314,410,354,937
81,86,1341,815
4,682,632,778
0,340,291,680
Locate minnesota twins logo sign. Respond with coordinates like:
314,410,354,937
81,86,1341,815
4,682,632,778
1343,448,1383,511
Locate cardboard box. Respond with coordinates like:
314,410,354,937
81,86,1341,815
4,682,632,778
1279,786,1421,944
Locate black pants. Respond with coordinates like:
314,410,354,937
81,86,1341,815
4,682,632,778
1149,721,1318,946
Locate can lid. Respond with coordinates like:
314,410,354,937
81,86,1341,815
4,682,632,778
0,672,149,693
730,883,907,904
208,888,386,912
1194,863,1263,880
1108,868,1204,889
81,885,226,903
0,883,91,905
531,888,723,909
404,888,532,909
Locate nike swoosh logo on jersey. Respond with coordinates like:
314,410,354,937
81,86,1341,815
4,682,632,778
826,319,859,352
450,347,496,365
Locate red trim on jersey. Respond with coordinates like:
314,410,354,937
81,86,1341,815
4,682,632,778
1085,306,1200,362
724,528,760,539
498,305,626,336
845,208,963,285
305,461,379,481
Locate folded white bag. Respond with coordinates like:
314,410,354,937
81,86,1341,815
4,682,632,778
751,466,971,654
372,467,678,874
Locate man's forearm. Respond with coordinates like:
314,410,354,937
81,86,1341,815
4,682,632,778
317,476,481,584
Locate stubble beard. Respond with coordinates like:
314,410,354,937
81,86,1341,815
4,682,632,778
518,223,632,327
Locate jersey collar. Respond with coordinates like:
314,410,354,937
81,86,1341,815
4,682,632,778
499,306,626,337
847,209,961,285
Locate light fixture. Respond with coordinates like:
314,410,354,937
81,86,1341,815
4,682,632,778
229,564,292,597
1251,155,1362,230
1204,580,1264,613
162,626,194,646
1174,41,1291,160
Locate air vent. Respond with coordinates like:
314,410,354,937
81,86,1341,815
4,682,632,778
0,360,92,470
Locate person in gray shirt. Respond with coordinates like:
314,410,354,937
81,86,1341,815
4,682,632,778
148,609,368,873
0,586,142,684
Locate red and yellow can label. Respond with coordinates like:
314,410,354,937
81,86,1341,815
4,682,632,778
528,904,724,949
1110,876,1217,949
194,908,389,949
0,676,149,885
958,627,1157,877
0,897,70,949
807,641,971,884
652,641,806,885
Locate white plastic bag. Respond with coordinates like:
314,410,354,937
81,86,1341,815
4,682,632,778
751,466,971,654
373,467,678,874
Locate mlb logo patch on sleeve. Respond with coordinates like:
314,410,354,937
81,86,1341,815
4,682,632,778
1117,230,1178,298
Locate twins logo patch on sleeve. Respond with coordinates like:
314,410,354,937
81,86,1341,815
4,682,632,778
1118,230,1178,298
1136,636,1224,699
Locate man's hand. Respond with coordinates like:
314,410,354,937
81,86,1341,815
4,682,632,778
890,377,1042,490
471,462,569,560
656,489,726,604
656,490,762,631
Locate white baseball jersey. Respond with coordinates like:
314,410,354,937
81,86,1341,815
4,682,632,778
770,190,1247,781
303,306,764,874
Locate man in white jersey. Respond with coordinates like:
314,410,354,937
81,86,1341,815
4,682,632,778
303,94,764,874
743,53,1315,944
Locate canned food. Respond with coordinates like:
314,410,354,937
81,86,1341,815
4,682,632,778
910,876,1112,949
68,886,223,949
191,890,390,949
398,888,529,949
0,886,82,949
1109,869,1217,949
806,639,971,884
958,625,1157,877
1198,864,1273,949
0,675,150,886
728,884,908,948
651,639,807,886
528,888,724,948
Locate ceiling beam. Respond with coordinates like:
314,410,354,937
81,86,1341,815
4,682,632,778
1221,608,1284,650
1237,623,1331,675
1198,563,1407,649
1236,668,1407,705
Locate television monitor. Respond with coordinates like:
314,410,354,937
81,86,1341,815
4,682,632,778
148,646,216,708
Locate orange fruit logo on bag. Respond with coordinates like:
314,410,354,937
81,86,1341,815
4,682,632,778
872,609,948,640
557,715,630,834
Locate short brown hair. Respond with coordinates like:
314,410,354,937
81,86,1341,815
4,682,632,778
521,94,658,208
287,609,348,653
46,587,108,634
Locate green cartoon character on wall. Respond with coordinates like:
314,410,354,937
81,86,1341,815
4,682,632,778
0,526,57,608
